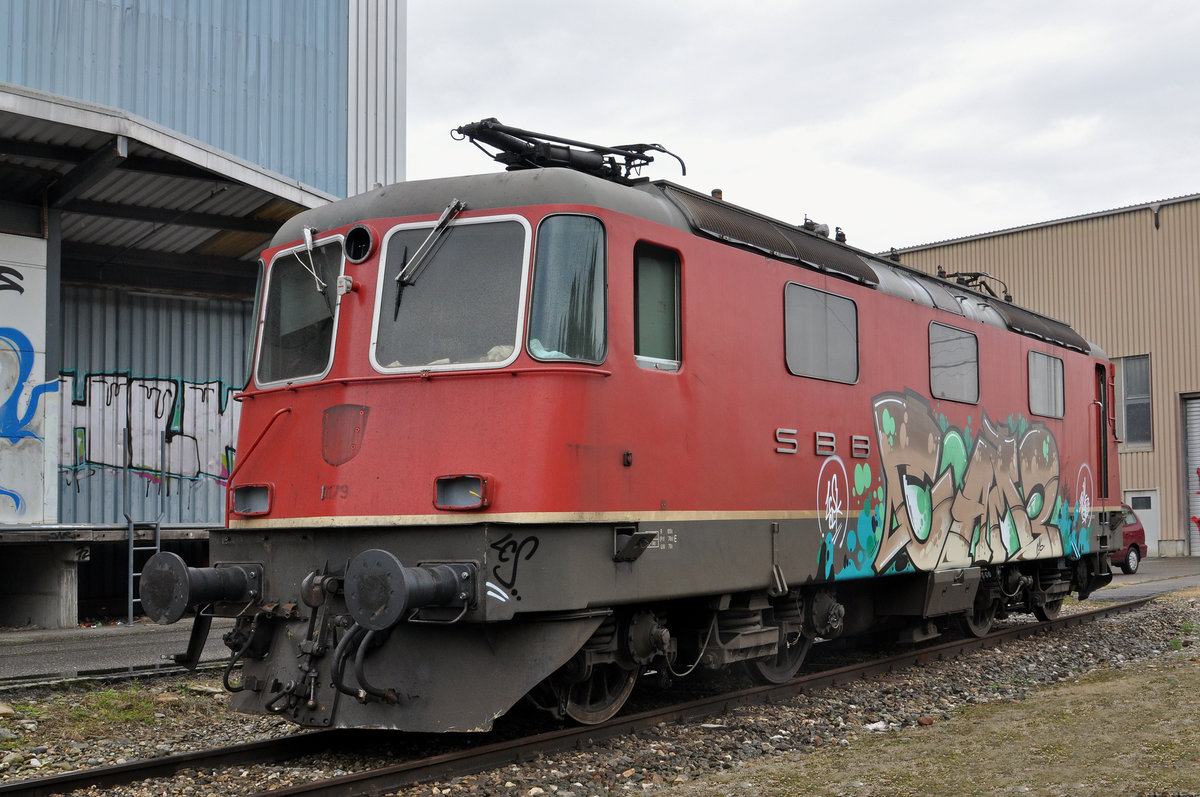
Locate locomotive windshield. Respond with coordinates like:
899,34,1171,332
256,240,343,384
373,218,527,369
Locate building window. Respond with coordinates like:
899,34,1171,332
528,215,606,363
929,323,978,403
634,242,681,371
1028,351,1064,418
784,283,858,383
1118,354,1152,447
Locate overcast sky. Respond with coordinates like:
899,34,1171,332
406,1,1199,253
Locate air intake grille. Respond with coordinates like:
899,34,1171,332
657,183,878,286
991,302,1089,352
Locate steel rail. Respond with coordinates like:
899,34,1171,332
0,598,1152,797
0,661,228,694
0,731,356,797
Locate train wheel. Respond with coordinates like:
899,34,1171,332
956,596,998,638
1034,598,1063,621
560,664,639,724
744,632,813,685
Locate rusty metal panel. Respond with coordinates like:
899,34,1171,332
894,196,1200,554
58,284,251,526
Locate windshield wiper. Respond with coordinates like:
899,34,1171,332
395,198,466,287
392,244,408,320
297,226,334,316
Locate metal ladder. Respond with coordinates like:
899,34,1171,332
125,429,166,625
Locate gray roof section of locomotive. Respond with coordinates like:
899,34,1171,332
270,166,1103,359
649,180,1097,357
270,168,693,248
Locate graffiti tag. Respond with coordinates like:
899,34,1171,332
1191,468,1200,542
488,533,540,601
0,266,24,295
1,327,60,516
1,327,58,444
58,371,240,483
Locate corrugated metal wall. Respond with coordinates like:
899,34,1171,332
1185,399,1200,555
896,198,1200,554
58,284,252,526
347,0,406,196
0,0,350,197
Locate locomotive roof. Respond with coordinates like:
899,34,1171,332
272,168,1095,356
271,168,694,247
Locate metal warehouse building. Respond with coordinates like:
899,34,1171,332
0,0,406,627
893,194,1200,560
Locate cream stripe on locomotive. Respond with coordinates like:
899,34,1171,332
226,504,1127,530
228,509,822,529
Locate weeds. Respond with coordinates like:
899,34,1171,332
64,685,162,733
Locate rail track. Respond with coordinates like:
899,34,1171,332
0,598,1153,797
0,662,227,695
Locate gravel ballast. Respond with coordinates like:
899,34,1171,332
0,594,1197,796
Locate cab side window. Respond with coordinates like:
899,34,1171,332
634,242,681,371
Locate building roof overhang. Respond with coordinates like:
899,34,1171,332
0,83,334,297
886,192,1200,256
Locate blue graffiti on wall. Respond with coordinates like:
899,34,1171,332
0,327,60,511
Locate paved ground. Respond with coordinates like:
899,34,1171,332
0,616,235,681
1092,554,1200,601
1,557,1196,682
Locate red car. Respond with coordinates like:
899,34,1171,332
1112,505,1147,574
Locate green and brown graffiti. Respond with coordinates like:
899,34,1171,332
872,389,1065,573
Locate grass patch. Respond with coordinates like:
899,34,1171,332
8,703,44,721
1,680,227,746
63,686,161,733
1074,665,1125,685
670,657,1200,797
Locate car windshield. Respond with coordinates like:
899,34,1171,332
374,219,526,369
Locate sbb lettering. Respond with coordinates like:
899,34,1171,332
773,428,871,459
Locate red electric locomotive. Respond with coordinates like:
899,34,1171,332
142,120,1120,732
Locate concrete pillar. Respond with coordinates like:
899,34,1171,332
0,543,88,628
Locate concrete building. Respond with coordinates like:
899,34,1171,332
892,194,1200,558
0,0,407,627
